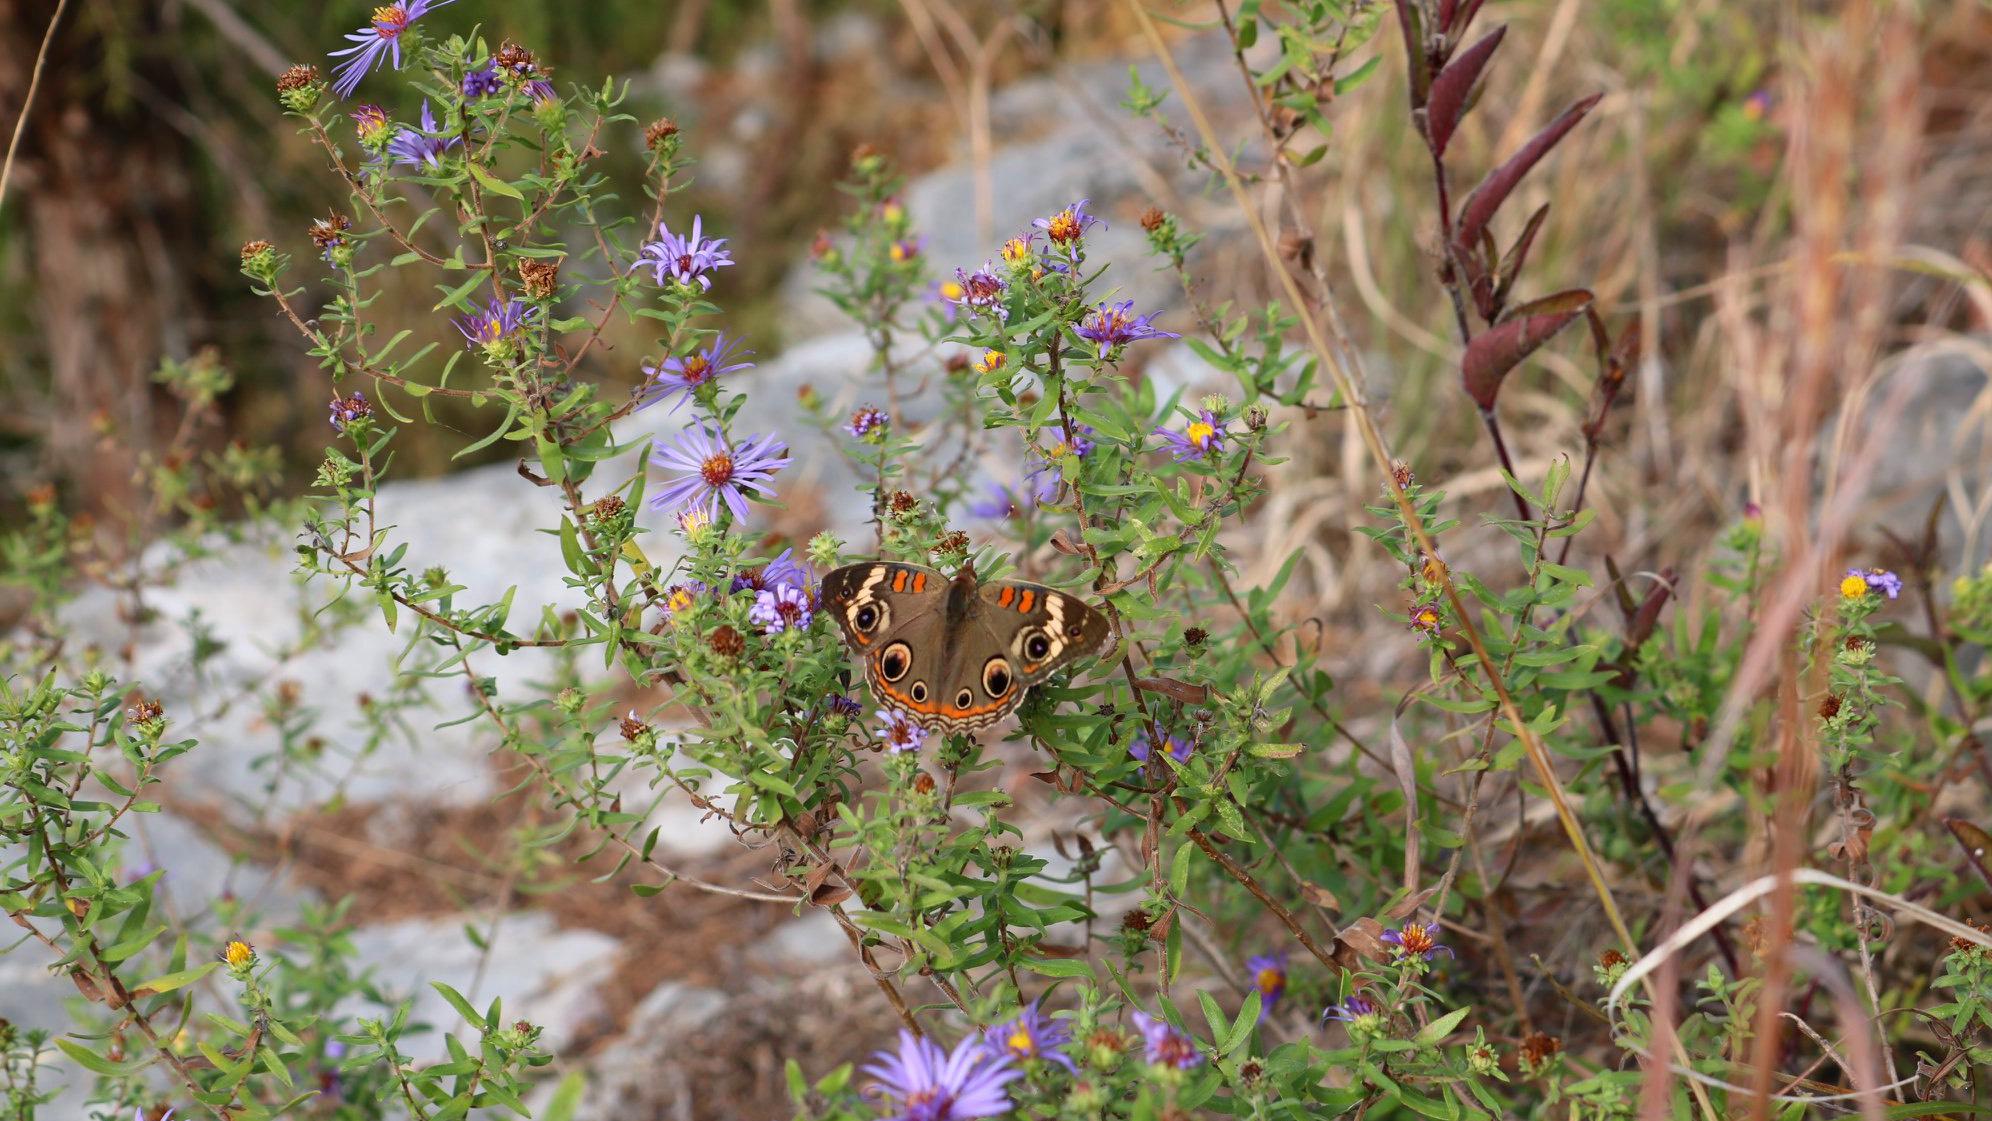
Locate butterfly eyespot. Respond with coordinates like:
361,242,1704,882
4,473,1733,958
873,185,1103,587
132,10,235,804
1024,631,1051,660
1066,621,1085,637
982,657,1013,698
879,642,912,682
853,603,881,632
910,681,928,703
955,688,974,709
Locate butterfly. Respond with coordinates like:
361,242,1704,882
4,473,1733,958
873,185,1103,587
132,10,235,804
821,561,1111,734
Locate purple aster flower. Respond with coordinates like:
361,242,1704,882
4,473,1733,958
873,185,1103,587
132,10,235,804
1047,420,1096,460
731,548,811,594
1379,922,1453,961
1246,951,1288,1020
329,0,455,99
1322,993,1383,1025
1129,731,1193,773
134,1109,175,1121
661,581,709,623
453,295,538,349
750,583,814,634
328,391,372,432
637,334,753,413
863,1029,1019,1121
1155,410,1225,462
1129,1010,1202,1070
387,100,459,171
1077,299,1179,361
461,62,502,98
636,215,734,291
847,406,889,439
983,1002,1077,1073
827,694,864,718
877,709,927,754
1034,198,1102,248
351,103,392,143
969,482,1022,521
1020,460,1064,506
647,424,790,522
950,263,1009,318
1857,567,1903,600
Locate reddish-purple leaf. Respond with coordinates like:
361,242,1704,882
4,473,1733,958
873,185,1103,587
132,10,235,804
1454,92,1603,253
1490,202,1551,314
1449,0,1487,37
1392,0,1431,109
1461,288,1592,409
1426,26,1505,156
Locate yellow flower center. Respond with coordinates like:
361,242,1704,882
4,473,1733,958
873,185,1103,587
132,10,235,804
1255,967,1284,994
677,509,711,534
1047,211,1082,243
1186,421,1216,448
1007,1027,1036,1055
889,243,911,262
975,350,1005,374
1001,237,1031,264
680,355,712,384
1839,574,1868,599
666,587,696,615
224,940,254,968
372,5,409,34
940,280,965,301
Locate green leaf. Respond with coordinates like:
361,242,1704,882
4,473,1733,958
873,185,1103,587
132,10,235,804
1417,1005,1471,1044
467,160,525,201
430,981,488,1027
540,1071,587,1121
132,961,220,996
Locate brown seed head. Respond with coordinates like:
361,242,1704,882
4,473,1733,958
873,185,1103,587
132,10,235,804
1390,460,1414,489
1519,1031,1561,1069
1139,206,1166,232
1184,626,1208,648
590,494,626,521
644,117,680,150
913,772,936,795
619,712,650,741
1598,948,1627,969
1819,694,1843,719
708,624,745,658
276,64,319,93
518,258,560,299
240,239,273,262
307,212,351,248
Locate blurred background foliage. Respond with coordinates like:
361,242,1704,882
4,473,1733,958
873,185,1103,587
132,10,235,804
0,0,1985,543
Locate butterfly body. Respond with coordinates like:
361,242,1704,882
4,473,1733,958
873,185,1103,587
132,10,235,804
821,561,1110,734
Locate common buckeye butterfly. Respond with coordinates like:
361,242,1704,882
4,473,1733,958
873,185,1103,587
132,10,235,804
821,561,1111,734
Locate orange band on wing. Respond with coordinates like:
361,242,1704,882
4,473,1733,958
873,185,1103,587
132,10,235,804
892,570,908,593
913,572,928,593
1017,589,1036,613
999,587,1015,608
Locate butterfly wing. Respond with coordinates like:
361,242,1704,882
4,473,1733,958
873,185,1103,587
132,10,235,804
821,561,950,718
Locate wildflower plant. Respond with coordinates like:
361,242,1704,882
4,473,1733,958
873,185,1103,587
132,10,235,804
5,3,1990,1121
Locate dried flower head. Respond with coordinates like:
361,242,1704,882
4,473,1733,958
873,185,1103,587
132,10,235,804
619,711,650,741
327,391,372,432
888,491,920,516
127,698,165,727
645,117,680,150
1819,694,1843,720
1183,626,1208,648
933,530,971,560
307,212,352,250
277,64,320,93
912,771,936,795
1518,1031,1562,1073
518,257,560,299
1390,460,1415,489
1139,206,1166,232
708,624,745,657
590,494,626,522
1948,919,1991,955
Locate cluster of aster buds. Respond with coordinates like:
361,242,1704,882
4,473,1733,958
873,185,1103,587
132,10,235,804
276,63,322,111
518,257,561,299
